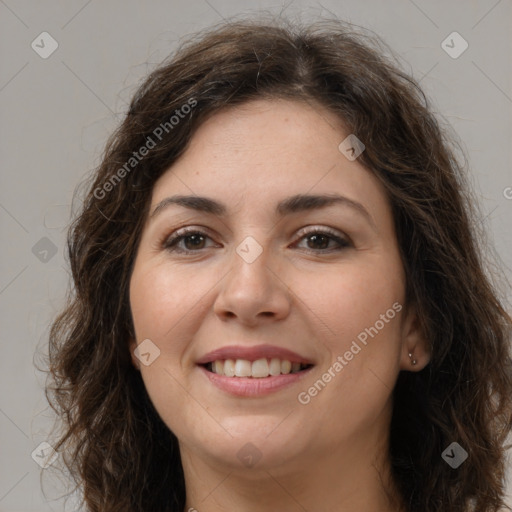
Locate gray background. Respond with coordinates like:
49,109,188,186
1,1,511,510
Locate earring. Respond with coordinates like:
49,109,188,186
408,352,417,365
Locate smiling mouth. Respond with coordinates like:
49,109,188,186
201,358,314,378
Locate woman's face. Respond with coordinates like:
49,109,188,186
129,98,427,472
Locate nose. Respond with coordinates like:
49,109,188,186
213,241,292,327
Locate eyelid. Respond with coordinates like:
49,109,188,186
294,225,349,242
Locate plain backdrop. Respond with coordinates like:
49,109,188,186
0,1,511,510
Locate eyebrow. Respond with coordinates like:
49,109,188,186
150,193,376,229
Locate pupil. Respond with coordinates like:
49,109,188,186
309,234,328,249
186,234,204,249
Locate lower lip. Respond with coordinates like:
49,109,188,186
198,365,314,397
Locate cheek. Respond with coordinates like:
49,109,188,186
130,261,211,341
296,256,404,352
129,263,208,436
307,262,403,400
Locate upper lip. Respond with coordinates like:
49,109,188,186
196,344,315,365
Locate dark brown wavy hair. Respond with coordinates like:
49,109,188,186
44,16,512,512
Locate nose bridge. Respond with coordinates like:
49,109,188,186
213,230,290,322
230,231,274,294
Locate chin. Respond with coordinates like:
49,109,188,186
185,416,311,472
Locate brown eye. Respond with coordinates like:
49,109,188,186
306,233,330,250
162,226,351,256
163,229,215,254
294,228,351,253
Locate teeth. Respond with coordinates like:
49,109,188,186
281,360,292,374
235,359,252,377
269,358,281,376
251,358,269,378
224,359,235,377
208,358,309,377
213,360,224,375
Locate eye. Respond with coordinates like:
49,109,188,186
162,227,216,254
293,227,351,253
161,226,352,255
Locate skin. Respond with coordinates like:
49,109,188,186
129,98,430,512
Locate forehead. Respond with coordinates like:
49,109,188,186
150,98,390,226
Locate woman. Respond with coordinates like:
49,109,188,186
46,17,512,512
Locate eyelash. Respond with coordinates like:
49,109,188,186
161,226,351,255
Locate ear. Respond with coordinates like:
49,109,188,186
399,303,430,372
128,338,141,371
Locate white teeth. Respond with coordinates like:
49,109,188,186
269,358,281,376
281,360,292,374
208,358,309,377
224,359,235,377
213,360,224,376
251,358,269,378
235,359,252,377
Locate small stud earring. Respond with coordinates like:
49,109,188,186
408,352,417,365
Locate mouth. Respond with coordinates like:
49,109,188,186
196,344,315,397
201,358,314,378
